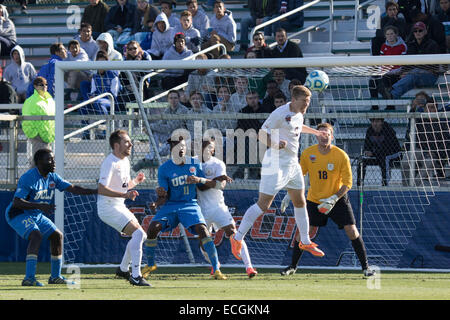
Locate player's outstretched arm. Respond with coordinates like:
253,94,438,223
12,197,55,214
187,175,216,191
65,185,98,195
302,125,328,139
98,183,139,200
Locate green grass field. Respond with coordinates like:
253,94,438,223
1,263,450,301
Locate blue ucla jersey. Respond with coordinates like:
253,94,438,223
6,167,72,219
158,157,205,203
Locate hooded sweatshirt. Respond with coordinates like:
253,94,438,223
4,45,36,95
192,7,210,39
149,12,175,57
380,36,407,72
209,10,236,44
96,32,123,61
0,5,17,44
162,44,193,77
173,24,201,53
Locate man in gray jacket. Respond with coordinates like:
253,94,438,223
4,45,36,103
0,5,17,56
201,0,236,58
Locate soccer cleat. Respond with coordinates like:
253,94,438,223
363,267,376,277
129,275,151,287
230,234,242,260
210,262,221,275
115,266,130,280
280,266,297,276
142,264,157,279
48,276,74,285
246,267,258,278
213,270,227,280
22,278,44,287
298,241,325,257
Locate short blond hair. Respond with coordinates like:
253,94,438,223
291,85,312,99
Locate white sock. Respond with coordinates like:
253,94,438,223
129,228,147,278
120,241,132,272
240,240,252,269
235,203,263,241
294,207,311,245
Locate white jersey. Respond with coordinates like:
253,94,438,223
97,153,131,205
260,102,303,161
197,157,227,210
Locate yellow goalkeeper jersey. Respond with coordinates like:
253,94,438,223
300,144,353,204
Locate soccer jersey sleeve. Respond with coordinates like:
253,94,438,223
14,175,32,200
53,173,72,191
340,151,353,189
98,158,114,187
261,110,281,134
300,151,309,176
157,165,169,191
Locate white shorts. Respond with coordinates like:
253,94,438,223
201,206,235,232
97,200,138,233
259,160,305,196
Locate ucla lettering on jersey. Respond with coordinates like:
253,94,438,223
158,158,205,203
6,167,71,219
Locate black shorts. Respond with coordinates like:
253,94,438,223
307,194,356,229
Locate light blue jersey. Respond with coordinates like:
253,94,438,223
153,157,206,234
157,157,205,203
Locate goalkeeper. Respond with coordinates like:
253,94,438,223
279,123,375,277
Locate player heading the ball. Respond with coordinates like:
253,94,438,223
230,85,328,261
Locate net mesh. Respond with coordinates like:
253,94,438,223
55,60,449,267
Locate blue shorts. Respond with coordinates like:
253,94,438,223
5,211,57,240
152,202,205,235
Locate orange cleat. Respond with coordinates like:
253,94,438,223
246,267,258,278
298,241,325,257
230,234,242,260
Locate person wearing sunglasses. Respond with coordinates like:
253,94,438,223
22,77,56,167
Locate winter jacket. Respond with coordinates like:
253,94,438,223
104,0,136,31
22,90,56,143
162,45,193,77
81,0,110,34
0,5,17,44
149,12,175,57
4,45,36,95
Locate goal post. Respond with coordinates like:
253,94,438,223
54,54,450,268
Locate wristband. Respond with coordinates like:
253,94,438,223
199,178,207,184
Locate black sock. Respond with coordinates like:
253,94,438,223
291,240,304,268
351,236,368,270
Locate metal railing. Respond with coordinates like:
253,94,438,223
353,0,380,41
249,0,322,45
139,43,227,103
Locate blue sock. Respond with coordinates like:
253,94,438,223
144,239,157,266
25,254,38,280
202,237,219,272
50,255,62,279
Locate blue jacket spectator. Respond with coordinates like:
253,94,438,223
26,43,67,98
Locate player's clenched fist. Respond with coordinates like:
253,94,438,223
125,190,139,201
134,172,146,184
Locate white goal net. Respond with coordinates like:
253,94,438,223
54,55,450,269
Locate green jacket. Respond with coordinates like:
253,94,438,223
22,89,56,143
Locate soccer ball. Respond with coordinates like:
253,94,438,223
305,70,329,92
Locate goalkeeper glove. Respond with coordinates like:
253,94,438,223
317,194,339,215
280,193,291,213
